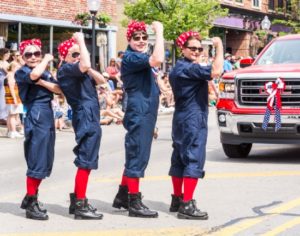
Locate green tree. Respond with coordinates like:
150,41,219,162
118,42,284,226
123,0,227,41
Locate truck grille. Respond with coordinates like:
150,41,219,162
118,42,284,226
237,78,300,107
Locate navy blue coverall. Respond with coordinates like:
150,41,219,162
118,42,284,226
15,66,56,179
57,62,101,170
121,46,159,178
168,58,212,178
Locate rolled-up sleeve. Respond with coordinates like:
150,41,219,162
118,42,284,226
15,66,34,85
182,64,212,81
123,52,150,73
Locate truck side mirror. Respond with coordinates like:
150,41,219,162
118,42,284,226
240,58,254,68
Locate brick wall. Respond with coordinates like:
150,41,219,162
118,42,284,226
226,30,251,58
0,0,116,21
221,0,269,13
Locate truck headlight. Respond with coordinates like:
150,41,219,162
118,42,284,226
219,78,235,99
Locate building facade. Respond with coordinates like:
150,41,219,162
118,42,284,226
0,0,117,71
214,0,293,57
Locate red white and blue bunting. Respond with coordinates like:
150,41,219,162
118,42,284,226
262,78,285,131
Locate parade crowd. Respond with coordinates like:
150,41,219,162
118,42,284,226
0,20,225,221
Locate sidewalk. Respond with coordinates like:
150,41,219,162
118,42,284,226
0,125,7,137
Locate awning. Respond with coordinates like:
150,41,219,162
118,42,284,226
0,13,117,32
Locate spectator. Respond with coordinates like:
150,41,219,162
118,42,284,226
116,51,124,70
102,72,115,90
0,48,10,124
231,55,241,70
98,84,123,124
106,58,122,89
223,53,233,73
4,59,24,138
51,95,65,131
157,73,174,109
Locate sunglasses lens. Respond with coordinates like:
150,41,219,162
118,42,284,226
24,51,41,59
132,35,148,41
24,52,32,59
187,47,203,52
72,52,80,58
33,51,41,57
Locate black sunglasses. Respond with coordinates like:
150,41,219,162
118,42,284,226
132,35,148,41
186,46,203,52
24,51,42,59
72,52,80,58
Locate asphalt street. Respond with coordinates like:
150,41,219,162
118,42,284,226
0,108,300,236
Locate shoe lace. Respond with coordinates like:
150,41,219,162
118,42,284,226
87,203,97,212
191,200,201,213
134,194,149,209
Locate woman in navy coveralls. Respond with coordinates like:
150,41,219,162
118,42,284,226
15,39,62,220
168,32,224,220
57,33,106,220
112,21,165,218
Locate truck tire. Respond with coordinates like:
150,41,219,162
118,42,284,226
222,143,252,158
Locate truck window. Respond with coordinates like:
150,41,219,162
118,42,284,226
256,39,300,65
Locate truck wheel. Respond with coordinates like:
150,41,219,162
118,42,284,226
222,143,252,158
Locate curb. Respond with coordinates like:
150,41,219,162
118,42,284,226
0,125,7,137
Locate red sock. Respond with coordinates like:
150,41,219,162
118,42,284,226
171,176,183,196
120,170,127,186
26,177,42,196
74,168,91,199
127,177,139,194
183,177,198,202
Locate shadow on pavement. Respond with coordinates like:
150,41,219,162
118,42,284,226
0,202,24,218
90,199,176,217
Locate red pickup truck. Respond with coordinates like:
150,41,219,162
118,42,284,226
216,34,300,158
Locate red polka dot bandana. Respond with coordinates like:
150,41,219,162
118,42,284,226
176,31,200,49
126,20,147,41
58,38,76,59
20,39,42,55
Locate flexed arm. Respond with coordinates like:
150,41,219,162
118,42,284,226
211,37,224,79
30,54,53,81
149,21,165,67
36,79,62,94
88,68,106,85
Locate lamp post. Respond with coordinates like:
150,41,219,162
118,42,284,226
261,16,271,31
261,16,272,44
88,0,100,69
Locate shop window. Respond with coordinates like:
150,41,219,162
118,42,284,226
252,0,260,8
286,0,292,13
6,23,18,49
22,24,50,53
268,0,275,10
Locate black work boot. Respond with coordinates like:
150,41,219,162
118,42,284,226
21,194,47,214
128,193,158,218
169,194,183,212
74,198,103,220
112,185,129,209
177,199,208,220
21,193,47,213
69,193,97,214
69,193,76,214
24,195,49,220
